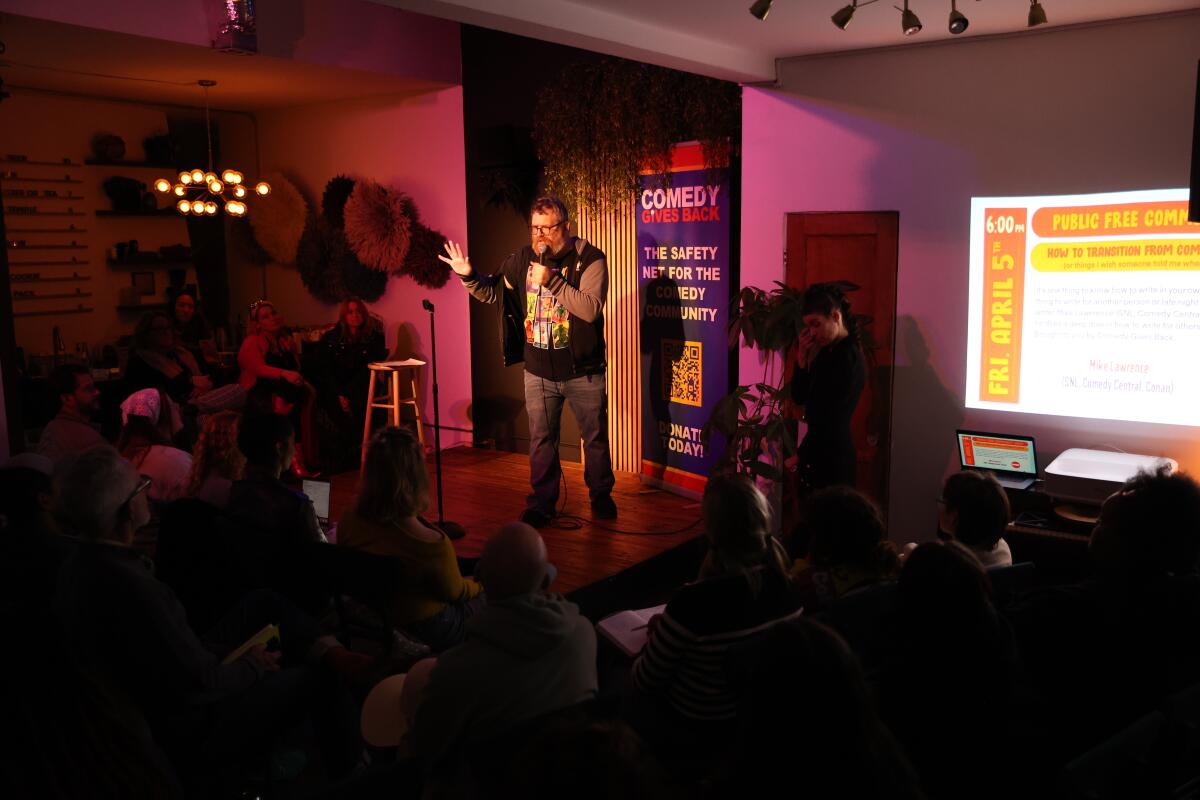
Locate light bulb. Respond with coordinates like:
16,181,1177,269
229,171,243,185
209,180,224,194
256,182,271,196
177,199,192,214
154,178,171,193
205,201,218,215
221,170,237,183
179,172,193,185
204,172,217,185
191,200,206,214
190,169,205,183
233,185,246,198
172,184,186,197
225,201,246,216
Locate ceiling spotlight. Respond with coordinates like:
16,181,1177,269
948,0,968,33
898,1,922,34
749,0,773,20
1028,0,1047,27
832,2,856,29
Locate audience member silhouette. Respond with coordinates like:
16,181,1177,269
51,445,364,790
116,388,193,506
938,470,1013,567
732,617,926,800
339,426,483,650
628,473,798,754
185,410,245,509
36,363,105,463
880,541,1018,799
407,521,597,768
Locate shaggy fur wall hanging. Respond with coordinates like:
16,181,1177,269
249,172,307,264
296,217,352,304
322,175,356,228
343,180,415,272
403,223,452,289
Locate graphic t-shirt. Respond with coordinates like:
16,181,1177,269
523,247,575,380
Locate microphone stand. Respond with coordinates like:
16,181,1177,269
422,299,466,540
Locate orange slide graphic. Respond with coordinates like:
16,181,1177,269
1032,201,1197,238
979,209,1027,404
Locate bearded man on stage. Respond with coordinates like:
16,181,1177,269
440,196,616,527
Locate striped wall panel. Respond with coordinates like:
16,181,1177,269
575,207,640,474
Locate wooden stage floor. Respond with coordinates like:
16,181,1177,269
329,447,705,595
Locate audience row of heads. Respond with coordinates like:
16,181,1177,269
703,460,1200,584
245,297,382,340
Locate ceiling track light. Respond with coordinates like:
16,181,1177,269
896,1,922,35
1028,0,1048,27
749,0,773,20
948,0,968,34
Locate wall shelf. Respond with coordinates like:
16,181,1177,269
117,303,168,312
95,209,177,217
7,244,87,251
108,259,192,270
5,210,86,217
10,273,92,283
13,290,93,301
1,177,83,184
14,304,94,317
0,159,80,167
9,259,88,267
2,193,86,201
7,227,89,234
84,159,173,169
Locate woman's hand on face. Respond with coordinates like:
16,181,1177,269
796,330,819,368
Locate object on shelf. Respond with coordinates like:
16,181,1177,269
103,176,147,213
143,134,176,166
90,133,126,163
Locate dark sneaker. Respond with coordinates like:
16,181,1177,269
520,507,554,528
591,495,617,520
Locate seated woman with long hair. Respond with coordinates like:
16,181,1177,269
117,388,193,506
628,473,799,752
311,297,387,471
126,311,213,407
185,411,245,510
337,426,483,651
237,300,316,472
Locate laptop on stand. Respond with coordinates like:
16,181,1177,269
955,430,1038,490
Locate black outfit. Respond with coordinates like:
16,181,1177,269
175,314,214,352
460,238,615,515
53,541,357,783
790,334,866,489
226,471,327,613
124,350,199,407
309,325,386,470
465,240,608,377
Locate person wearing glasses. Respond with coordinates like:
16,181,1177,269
440,196,616,528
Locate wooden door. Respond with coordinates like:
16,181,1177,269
785,212,898,511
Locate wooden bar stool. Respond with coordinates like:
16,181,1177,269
362,359,426,466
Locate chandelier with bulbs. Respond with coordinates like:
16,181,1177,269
154,80,270,217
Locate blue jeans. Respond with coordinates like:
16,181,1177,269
523,370,615,513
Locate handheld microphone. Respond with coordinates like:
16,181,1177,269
422,299,435,312
536,243,548,264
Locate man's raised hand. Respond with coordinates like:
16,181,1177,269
438,241,473,277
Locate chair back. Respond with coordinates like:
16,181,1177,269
986,561,1036,607
309,542,406,652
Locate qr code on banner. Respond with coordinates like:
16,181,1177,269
663,339,702,407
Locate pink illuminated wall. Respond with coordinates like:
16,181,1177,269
741,12,1200,541
238,88,472,446
0,0,460,85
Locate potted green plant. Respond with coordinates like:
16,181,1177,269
703,281,874,484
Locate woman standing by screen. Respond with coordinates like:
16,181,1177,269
791,283,866,490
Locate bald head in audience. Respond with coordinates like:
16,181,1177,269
478,522,550,601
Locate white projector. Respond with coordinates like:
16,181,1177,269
1044,448,1177,507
